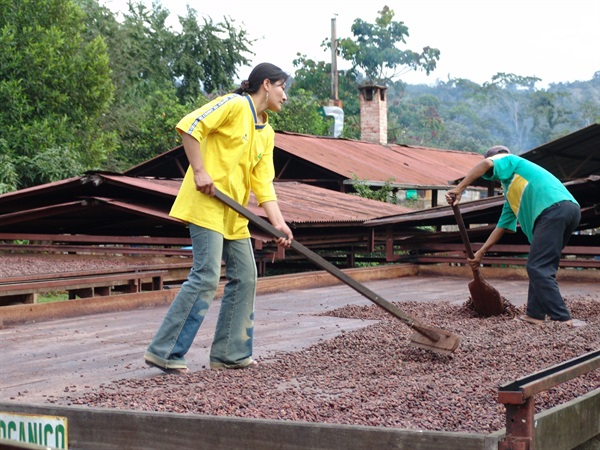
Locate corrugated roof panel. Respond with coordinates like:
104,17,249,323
93,180,412,238
0,176,82,206
265,182,412,224
274,132,484,186
92,176,412,225
388,144,485,185
100,174,181,197
364,176,600,230
521,123,600,180
123,132,485,188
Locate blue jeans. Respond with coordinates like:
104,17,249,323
145,224,257,369
526,200,580,321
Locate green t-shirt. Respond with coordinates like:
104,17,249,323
482,154,578,242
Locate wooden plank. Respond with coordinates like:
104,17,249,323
409,255,600,268
534,389,600,450
0,265,421,327
400,242,600,256
0,403,493,450
0,232,190,246
0,243,191,256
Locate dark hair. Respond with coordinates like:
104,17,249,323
485,145,510,158
234,63,289,95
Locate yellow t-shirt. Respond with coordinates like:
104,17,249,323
170,94,277,239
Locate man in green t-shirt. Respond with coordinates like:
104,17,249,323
446,145,583,327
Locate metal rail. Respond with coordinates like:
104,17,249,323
0,270,168,304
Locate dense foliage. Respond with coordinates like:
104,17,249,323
331,5,440,84
0,0,114,191
1,1,598,193
77,0,250,170
392,73,600,153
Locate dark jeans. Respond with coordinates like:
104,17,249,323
526,201,581,321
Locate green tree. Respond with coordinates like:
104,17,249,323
391,89,444,146
290,55,360,138
0,0,114,191
102,83,203,171
349,175,398,204
174,8,253,98
332,6,440,85
291,7,440,141
79,0,254,170
391,78,498,151
270,88,331,136
546,73,600,135
480,73,542,151
527,90,570,145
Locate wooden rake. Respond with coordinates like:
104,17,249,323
215,189,460,355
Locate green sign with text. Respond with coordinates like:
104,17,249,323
0,412,68,449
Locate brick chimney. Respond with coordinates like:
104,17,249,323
359,84,388,145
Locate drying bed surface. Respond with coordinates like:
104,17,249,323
56,296,599,434
0,254,173,277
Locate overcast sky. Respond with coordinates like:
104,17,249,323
102,0,600,88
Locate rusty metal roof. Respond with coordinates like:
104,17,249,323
94,174,411,224
97,175,411,225
0,173,411,237
273,132,484,187
123,125,600,196
257,181,411,224
125,132,485,189
2,126,598,260
365,175,600,232
451,124,600,187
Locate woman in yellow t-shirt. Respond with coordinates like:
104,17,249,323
145,63,294,373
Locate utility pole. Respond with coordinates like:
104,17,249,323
323,14,344,137
331,15,339,104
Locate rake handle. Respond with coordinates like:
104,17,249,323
214,189,441,343
451,203,483,281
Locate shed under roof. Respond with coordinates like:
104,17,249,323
1,126,598,265
365,176,600,237
0,173,411,237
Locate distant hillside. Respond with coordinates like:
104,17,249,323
389,73,600,154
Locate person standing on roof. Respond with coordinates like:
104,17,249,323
144,63,294,373
446,145,583,326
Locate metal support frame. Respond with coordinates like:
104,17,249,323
499,397,535,450
498,350,599,450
